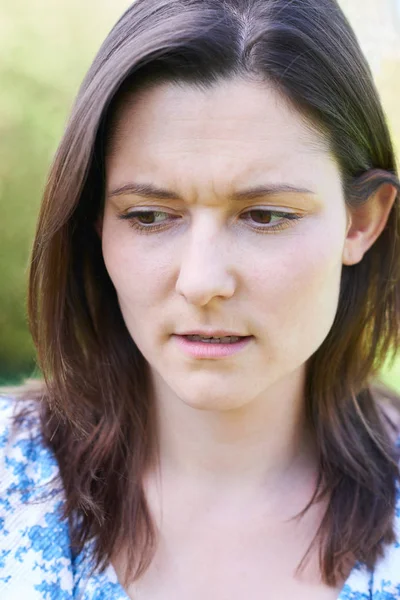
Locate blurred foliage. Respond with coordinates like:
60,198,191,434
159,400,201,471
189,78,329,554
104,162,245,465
0,0,131,381
0,0,400,390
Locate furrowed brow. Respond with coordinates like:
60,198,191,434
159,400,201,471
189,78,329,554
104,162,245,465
231,184,314,200
107,183,182,200
107,182,315,201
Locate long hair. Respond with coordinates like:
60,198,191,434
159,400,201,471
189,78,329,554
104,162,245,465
22,0,400,587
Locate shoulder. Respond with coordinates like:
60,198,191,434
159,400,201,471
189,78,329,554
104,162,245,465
0,394,73,597
0,394,60,501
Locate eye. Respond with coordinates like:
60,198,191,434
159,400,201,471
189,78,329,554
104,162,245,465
240,209,303,231
131,211,170,225
118,210,177,232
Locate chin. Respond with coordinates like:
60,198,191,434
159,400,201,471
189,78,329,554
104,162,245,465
151,367,258,412
176,390,252,412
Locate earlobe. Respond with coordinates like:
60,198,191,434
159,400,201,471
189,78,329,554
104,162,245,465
342,182,397,266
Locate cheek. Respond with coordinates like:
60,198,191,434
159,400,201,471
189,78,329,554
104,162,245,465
250,227,344,357
101,225,168,319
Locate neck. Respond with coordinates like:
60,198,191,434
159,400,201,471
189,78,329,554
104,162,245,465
149,366,316,495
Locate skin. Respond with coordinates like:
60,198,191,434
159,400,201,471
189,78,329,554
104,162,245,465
99,78,396,597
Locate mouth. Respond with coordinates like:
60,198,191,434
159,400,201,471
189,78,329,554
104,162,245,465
172,334,253,358
179,334,248,344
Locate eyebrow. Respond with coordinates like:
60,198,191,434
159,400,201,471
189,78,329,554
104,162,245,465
107,182,315,201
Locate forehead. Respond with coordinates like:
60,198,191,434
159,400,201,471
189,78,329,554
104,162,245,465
106,78,338,198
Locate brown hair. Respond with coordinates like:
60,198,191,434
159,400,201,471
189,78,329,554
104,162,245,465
18,0,400,588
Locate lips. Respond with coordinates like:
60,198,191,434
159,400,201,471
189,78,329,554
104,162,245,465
173,333,253,358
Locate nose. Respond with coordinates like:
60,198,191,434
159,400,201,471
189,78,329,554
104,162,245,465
175,220,236,306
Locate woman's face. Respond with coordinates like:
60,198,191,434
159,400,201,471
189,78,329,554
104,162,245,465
101,78,350,411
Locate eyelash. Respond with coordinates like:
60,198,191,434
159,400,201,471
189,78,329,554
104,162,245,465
118,209,303,234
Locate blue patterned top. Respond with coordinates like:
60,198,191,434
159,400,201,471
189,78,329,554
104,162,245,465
1,395,400,599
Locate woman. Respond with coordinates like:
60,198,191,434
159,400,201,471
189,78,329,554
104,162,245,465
1,0,400,598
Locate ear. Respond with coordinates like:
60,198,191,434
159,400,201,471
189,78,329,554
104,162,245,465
342,183,398,266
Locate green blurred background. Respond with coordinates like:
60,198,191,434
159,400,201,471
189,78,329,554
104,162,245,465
1,0,400,389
